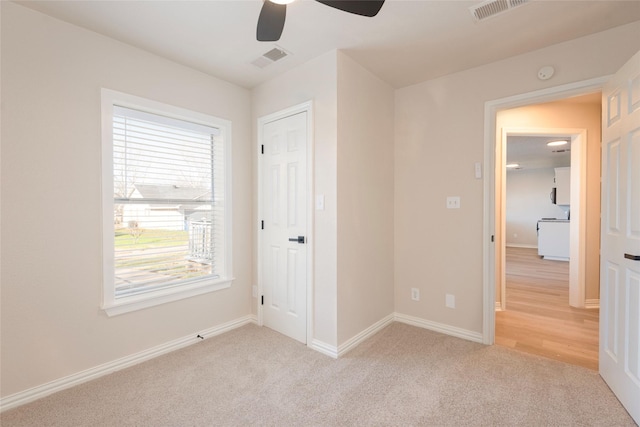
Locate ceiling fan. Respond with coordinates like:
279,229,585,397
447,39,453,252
257,0,385,42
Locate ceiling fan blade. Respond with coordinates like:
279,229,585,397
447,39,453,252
315,0,385,17
257,1,287,42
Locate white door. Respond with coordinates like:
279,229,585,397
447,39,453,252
261,110,308,344
600,50,640,423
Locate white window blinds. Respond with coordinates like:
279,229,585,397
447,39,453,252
112,105,226,298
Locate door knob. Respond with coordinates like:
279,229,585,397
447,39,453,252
289,236,305,244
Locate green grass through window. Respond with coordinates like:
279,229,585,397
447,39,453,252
115,228,188,249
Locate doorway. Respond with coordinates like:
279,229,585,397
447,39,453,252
496,129,600,370
484,53,640,425
496,126,599,369
497,127,590,311
482,76,608,347
257,101,313,344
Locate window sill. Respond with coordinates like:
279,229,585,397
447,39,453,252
102,277,233,317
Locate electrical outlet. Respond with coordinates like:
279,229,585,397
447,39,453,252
411,288,420,301
446,196,460,209
446,294,455,308
252,285,258,298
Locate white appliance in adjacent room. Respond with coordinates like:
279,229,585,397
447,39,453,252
537,219,570,261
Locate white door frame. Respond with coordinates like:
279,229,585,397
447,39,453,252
498,127,588,311
483,76,609,345
257,101,314,345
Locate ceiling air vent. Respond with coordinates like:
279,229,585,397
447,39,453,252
469,0,530,22
251,47,289,69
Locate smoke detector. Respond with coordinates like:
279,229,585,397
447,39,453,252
538,66,555,80
469,0,530,22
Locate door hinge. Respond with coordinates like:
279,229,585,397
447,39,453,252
261,220,264,230
491,235,494,242
261,295,264,305
261,145,264,154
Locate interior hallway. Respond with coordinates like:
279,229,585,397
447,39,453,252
495,247,599,370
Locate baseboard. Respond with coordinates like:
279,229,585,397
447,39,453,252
505,243,537,249
309,339,338,359
0,315,256,412
585,299,600,309
337,314,395,357
394,313,483,343
542,255,569,262
309,313,395,359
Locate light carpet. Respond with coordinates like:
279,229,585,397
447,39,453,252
1,322,634,426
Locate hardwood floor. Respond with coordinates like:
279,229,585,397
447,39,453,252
495,247,599,370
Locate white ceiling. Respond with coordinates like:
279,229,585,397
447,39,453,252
507,135,572,171
15,0,640,89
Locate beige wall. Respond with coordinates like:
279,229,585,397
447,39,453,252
336,53,394,345
0,2,252,397
252,51,396,348
497,100,602,300
252,51,339,346
3,0,640,402
394,22,640,334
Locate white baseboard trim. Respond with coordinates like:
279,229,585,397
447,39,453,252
337,314,394,357
394,313,484,344
495,301,504,311
542,255,569,262
309,314,395,359
505,243,537,249
585,299,600,309
309,339,338,359
0,315,256,412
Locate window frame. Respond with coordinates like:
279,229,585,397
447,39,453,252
101,89,233,316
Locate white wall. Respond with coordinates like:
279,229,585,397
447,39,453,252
336,53,394,345
506,168,566,247
394,22,640,334
252,51,339,347
0,2,252,398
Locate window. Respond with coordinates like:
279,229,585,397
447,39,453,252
102,90,232,315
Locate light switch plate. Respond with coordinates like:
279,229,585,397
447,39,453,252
316,195,325,210
474,162,482,179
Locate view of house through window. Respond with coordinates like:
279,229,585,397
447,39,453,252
111,105,226,299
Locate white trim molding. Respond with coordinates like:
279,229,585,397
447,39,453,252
337,314,395,357
505,244,537,249
499,126,588,309
309,339,338,359
585,299,600,309
256,101,314,345
311,314,483,359
100,88,234,316
394,313,484,343
0,315,256,412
